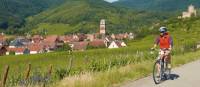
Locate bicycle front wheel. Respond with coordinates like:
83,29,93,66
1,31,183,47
153,60,162,84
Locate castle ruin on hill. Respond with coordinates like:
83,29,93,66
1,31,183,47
178,5,197,19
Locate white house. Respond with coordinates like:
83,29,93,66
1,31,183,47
6,47,24,55
108,41,127,49
120,41,127,47
197,41,200,49
15,52,24,55
27,43,45,54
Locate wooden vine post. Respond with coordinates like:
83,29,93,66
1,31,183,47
1,65,10,87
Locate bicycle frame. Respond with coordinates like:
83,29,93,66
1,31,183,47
152,49,171,84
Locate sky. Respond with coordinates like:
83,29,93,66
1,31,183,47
104,0,119,3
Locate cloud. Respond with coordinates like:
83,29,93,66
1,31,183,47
104,0,118,3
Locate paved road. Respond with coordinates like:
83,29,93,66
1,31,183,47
121,60,200,87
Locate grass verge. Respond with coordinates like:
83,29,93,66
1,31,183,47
57,50,200,87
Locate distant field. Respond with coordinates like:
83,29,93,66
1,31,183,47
31,23,74,35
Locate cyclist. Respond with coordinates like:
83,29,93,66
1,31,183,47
152,27,173,77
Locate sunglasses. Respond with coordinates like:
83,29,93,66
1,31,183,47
160,31,165,33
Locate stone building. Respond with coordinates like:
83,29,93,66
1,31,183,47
179,5,197,19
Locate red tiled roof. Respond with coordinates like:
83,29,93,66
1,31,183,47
59,35,79,43
58,36,66,41
77,34,87,41
71,42,88,51
28,43,43,51
64,36,74,42
65,36,73,42
45,35,58,42
33,35,42,39
43,35,58,48
0,35,5,41
115,34,124,40
89,39,105,47
7,48,25,52
32,35,43,43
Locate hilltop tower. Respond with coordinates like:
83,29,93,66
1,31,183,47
100,19,106,35
188,4,197,16
180,4,197,18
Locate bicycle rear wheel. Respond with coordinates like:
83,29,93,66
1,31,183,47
164,63,171,80
153,60,162,84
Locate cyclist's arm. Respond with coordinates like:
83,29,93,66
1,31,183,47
169,36,173,50
153,37,160,49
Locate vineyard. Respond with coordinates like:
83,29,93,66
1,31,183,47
0,43,153,86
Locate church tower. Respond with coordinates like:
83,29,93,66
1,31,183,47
100,19,106,34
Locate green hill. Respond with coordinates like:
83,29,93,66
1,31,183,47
23,0,168,35
114,0,200,11
0,0,66,30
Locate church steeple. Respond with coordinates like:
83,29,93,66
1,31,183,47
100,19,106,35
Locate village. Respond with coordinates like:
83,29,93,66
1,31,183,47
0,5,197,56
0,19,135,56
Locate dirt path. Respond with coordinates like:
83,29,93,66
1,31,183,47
121,60,200,87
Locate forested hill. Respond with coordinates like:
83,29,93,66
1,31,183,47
114,0,200,11
24,0,168,35
0,0,66,29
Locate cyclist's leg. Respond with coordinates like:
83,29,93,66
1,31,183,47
156,50,164,77
164,50,171,79
164,50,171,69
156,63,161,77
168,54,171,69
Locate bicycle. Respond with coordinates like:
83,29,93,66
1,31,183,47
152,48,171,84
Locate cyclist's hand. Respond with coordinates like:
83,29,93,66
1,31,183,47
169,45,172,51
169,47,172,51
151,44,157,50
151,47,155,50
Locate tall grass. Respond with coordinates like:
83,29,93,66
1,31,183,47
57,50,200,87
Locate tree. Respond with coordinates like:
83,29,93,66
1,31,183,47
56,44,71,51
